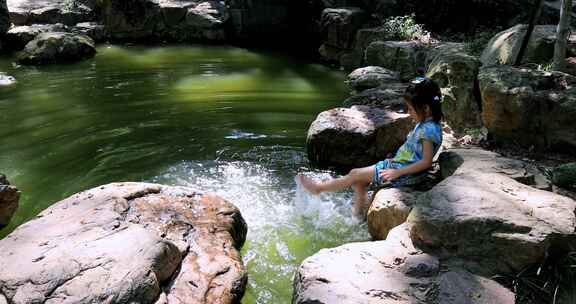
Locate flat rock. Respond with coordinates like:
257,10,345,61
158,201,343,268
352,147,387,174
17,32,96,65
0,182,247,304
478,66,576,153
293,223,514,304
0,174,20,228
306,105,413,171
367,187,421,240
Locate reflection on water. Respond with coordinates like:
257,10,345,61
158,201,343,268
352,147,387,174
0,44,369,303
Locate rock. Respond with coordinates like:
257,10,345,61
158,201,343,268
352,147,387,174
17,32,96,65
480,24,557,66
0,73,16,86
0,182,247,303
552,162,576,188
343,82,408,108
102,0,163,40
0,0,9,35
306,105,413,171
318,7,366,62
7,0,97,26
365,41,428,81
71,22,108,42
569,34,576,57
185,1,229,28
0,174,19,228
478,66,576,153
345,66,400,92
367,187,421,240
293,223,514,304
426,43,482,132
5,23,70,51
563,57,576,76
408,172,576,276
541,0,576,28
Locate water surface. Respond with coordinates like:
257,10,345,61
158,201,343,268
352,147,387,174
0,44,370,303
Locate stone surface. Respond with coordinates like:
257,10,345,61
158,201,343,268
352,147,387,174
318,7,366,62
345,66,400,92
18,32,96,65
5,23,70,51
480,24,558,66
0,0,9,35
563,57,576,76
408,171,576,276
552,162,576,188
0,174,19,228
365,41,428,81
367,187,421,240
71,22,108,42
293,223,514,304
306,105,413,171
478,66,576,153
7,0,97,26
426,43,482,132
343,82,408,108
0,73,16,86
0,182,247,304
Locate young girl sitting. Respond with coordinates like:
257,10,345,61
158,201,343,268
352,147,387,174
299,77,443,218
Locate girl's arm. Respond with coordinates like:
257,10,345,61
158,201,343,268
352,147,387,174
381,140,434,181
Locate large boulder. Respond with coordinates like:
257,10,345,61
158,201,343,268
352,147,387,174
367,187,421,240
17,32,96,65
306,105,413,171
5,23,70,51
293,223,515,304
101,0,163,40
7,0,97,26
426,43,483,132
480,24,557,66
0,175,19,228
408,169,576,276
71,22,108,42
0,182,247,303
345,66,400,92
343,82,408,108
365,41,428,81
552,162,576,189
318,7,366,62
478,66,576,153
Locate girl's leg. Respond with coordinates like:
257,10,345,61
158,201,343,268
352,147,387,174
352,182,368,218
299,165,375,195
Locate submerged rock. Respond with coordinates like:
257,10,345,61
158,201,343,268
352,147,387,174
427,43,482,132
478,66,576,153
0,174,20,228
306,105,413,171
17,32,96,65
0,182,247,303
293,223,514,304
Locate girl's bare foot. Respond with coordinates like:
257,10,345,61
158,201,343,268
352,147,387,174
298,174,321,195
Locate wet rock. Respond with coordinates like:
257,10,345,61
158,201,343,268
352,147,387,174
71,22,108,42
367,187,421,240
343,82,408,108
17,32,96,65
7,0,97,26
318,7,366,62
552,162,576,188
478,66,576,153
408,172,576,276
306,105,413,171
365,41,428,81
0,182,247,303
427,43,482,132
293,223,514,304
5,23,70,51
345,66,400,92
0,73,16,86
0,174,20,228
480,24,557,66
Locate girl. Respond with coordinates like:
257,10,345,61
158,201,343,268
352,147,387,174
298,77,443,218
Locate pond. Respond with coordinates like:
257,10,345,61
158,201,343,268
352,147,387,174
0,44,370,303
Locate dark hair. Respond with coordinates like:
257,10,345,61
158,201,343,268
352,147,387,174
403,77,443,123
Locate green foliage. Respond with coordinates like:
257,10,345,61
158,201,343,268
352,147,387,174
379,14,431,42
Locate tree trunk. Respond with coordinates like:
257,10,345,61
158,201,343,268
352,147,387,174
515,0,545,66
552,0,573,71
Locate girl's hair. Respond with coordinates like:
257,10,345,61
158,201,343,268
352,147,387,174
403,77,443,123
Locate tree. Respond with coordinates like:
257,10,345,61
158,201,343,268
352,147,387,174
515,0,545,66
552,0,573,71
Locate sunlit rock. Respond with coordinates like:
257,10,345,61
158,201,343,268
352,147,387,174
0,182,247,303
480,24,557,66
7,0,97,26
17,32,96,65
306,105,413,171
367,187,421,240
345,66,400,92
5,23,70,51
293,223,514,304
0,73,16,86
478,66,576,153
0,174,19,228
426,43,482,133
365,41,428,81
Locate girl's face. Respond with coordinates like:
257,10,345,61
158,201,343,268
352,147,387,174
405,99,430,122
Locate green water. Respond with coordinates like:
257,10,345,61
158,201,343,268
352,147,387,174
0,45,370,303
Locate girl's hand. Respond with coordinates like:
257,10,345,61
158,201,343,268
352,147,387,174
380,169,401,181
